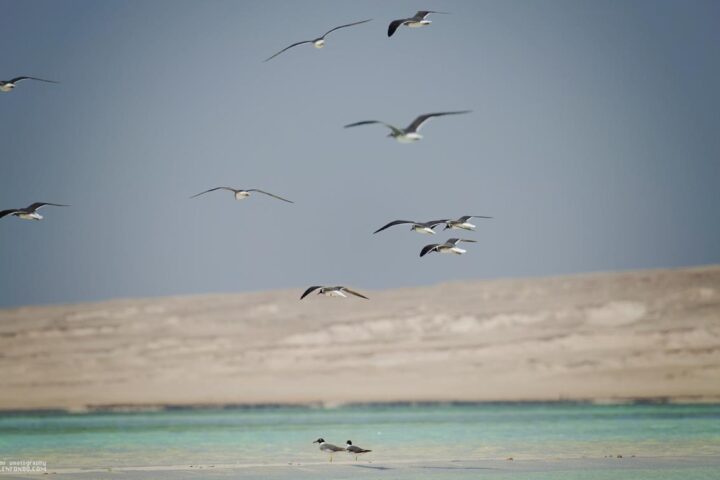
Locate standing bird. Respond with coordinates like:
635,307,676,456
0,202,69,221
300,286,369,300
344,111,471,143
443,215,493,231
0,76,59,92
373,219,449,235
313,438,346,462
345,440,372,461
264,19,372,62
387,10,449,37
190,187,293,203
420,238,477,257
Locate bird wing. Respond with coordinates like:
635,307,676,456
322,18,372,38
387,18,408,37
447,238,477,245
340,287,369,300
373,220,415,234
416,10,450,19
405,110,472,133
27,202,69,211
0,209,19,218
300,286,323,300
247,189,294,203
190,187,235,199
326,444,346,452
344,120,404,136
347,445,371,453
458,215,493,222
264,40,313,62
420,244,440,257
423,219,450,228
9,76,59,84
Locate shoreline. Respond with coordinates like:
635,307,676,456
2,396,720,415
3,456,719,479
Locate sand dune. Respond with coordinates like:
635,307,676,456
1,266,719,410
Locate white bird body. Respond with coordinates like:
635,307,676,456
1,202,68,221
345,111,469,143
388,11,447,37
420,238,477,257
443,216,492,231
411,225,436,234
449,222,476,230
433,245,466,255
345,440,372,460
0,76,59,93
264,19,371,61
374,219,449,235
395,132,422,143
324,289,347,298
313,438,345,462
191,187,293,204
301,286,369,300
18,212,42,221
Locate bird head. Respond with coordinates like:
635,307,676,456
346,440,353,445
313,438,324,444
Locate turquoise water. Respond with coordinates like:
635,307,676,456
1,404,719,475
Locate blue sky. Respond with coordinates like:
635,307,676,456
1,0,719,307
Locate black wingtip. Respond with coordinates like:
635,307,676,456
387,20,402,37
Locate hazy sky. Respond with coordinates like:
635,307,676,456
1,0,718,307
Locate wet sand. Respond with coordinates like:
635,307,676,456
3,457,720,479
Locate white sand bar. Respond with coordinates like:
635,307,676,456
1,266,719,410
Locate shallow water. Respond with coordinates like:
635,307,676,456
1,403,719,477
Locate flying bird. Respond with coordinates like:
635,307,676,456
190,187,293,203
0,202,68,221
373,219,449,235
264,19,372,62
0,76,59,92
443,215,493,231
387,10,449,37
313,438,346,462
345,440,372,461
420,238,477,257
300,286,369,300
344,111,471,143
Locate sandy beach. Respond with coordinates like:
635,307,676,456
1,265,719,411
3,457,720,480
